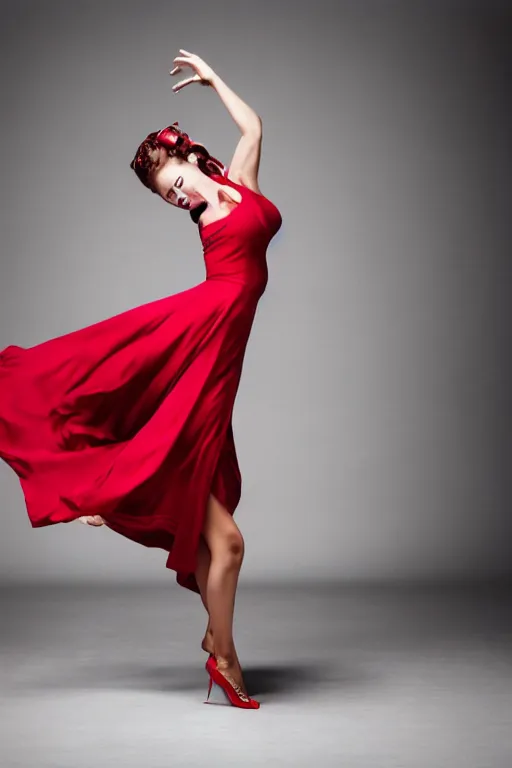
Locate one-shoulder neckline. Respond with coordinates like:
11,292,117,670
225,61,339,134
198,175,246,235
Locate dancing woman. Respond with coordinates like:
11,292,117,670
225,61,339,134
0,50,282,709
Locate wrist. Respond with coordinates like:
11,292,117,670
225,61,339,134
209,72,223,89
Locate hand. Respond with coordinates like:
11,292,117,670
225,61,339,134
169,49,216,92
77,515,105,526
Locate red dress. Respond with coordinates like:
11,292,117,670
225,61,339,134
0,174,282,593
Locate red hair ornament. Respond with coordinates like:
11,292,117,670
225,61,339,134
129,122,228,201
155,122,227,177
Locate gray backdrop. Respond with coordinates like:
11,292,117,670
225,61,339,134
0,0,510,583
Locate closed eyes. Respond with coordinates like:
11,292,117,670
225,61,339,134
167,175,184,200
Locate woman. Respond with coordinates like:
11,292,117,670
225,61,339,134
0,50,282,709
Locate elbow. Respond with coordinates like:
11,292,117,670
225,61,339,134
244,116,262,137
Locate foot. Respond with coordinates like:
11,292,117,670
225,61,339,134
201,632,248,696
214,655,249,699
77,515,105,526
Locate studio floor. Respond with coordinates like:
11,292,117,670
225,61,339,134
1,581,511,767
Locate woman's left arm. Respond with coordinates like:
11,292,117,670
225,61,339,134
171,50,262,191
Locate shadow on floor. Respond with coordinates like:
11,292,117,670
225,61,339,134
20,658,375,696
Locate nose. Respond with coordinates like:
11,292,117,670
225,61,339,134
173,183,189,206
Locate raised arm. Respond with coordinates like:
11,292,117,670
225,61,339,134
170,50,263,193
209,73,262,193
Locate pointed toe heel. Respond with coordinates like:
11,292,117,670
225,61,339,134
204,655,260,710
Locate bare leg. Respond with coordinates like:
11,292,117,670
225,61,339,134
201,492,247,693
194,535,215,653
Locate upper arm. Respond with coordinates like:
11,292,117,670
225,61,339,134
227,122,263,194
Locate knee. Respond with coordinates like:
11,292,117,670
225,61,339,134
222,530,245,568
203,494,245,568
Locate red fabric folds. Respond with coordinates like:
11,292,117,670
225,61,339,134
0,173,282,593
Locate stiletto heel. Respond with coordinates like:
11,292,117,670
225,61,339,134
204,676,232,705
204,655,260,709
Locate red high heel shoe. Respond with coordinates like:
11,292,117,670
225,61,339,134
204,655,260,709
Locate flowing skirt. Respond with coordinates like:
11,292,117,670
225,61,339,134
0,279,258,593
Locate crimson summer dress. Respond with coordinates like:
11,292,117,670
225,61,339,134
0,173,283,593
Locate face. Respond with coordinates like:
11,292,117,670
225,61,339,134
151,150,204,210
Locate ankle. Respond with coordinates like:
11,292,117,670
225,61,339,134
215,652,237,668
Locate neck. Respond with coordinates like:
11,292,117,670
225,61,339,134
196,174,230,210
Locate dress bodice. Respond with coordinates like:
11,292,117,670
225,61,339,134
198,174,282,296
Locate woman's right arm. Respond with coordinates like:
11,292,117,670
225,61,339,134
209,72,262,192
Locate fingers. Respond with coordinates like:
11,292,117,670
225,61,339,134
170,50,201,73
169,57,191,79
169,50,202,92
170,55,191,72
172,75,200,92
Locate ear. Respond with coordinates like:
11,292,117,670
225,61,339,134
187,153,199,165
